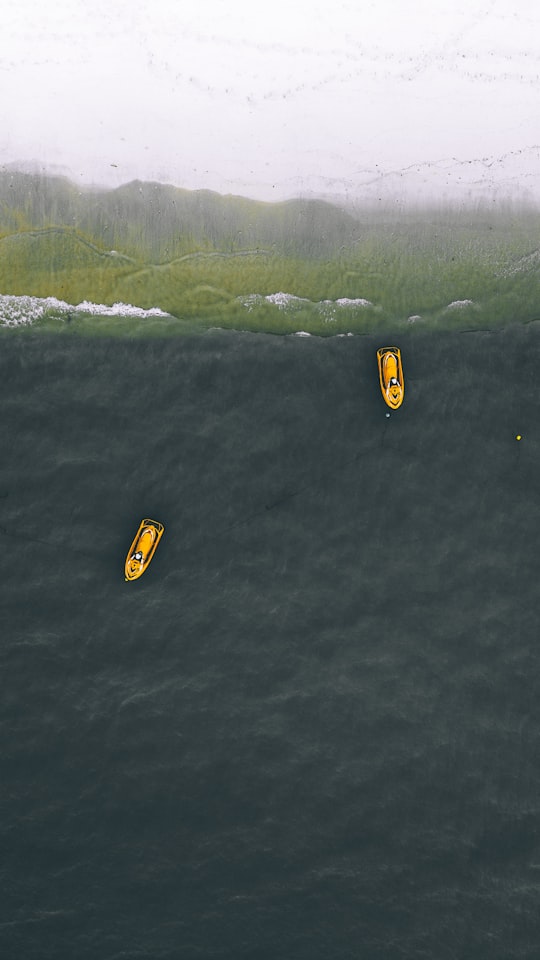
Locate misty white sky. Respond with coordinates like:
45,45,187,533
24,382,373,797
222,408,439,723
1,0,539,202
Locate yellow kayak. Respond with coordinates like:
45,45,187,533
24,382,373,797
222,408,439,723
124,518,164,581
377,346,404,410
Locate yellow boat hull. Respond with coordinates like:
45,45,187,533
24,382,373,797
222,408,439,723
124,518,164,581
377,346,404,409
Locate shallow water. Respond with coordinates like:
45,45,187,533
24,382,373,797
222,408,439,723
2,323,540,959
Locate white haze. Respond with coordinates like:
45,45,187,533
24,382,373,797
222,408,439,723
1,0,539,204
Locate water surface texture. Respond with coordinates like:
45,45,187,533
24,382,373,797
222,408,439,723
2,325,540,959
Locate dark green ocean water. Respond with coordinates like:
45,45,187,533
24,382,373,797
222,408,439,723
2,323,540,959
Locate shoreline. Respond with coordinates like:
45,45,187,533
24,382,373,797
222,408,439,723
1,291,537,340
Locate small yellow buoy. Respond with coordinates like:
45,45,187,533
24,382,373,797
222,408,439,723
516,434,522,441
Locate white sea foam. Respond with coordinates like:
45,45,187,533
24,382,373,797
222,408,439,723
335,298,373,307
0,294,67,326
499,249,540,279
265,292,310,308
238,292,375,316
445,299,474,310
0,293,172,326
75,300,170,318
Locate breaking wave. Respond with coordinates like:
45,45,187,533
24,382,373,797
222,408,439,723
238,292,480,325
0,293,172,327
1,289,482,335
238,292,376,317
